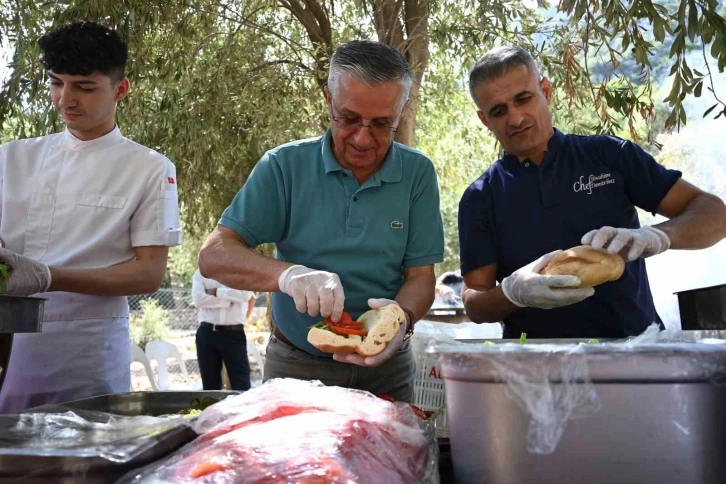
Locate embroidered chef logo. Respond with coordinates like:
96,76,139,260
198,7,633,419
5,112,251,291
391,221,404,229
573,173,615,194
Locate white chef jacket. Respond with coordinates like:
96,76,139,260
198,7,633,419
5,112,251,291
0,126,182,413
0,127,182,320
191,269,255,326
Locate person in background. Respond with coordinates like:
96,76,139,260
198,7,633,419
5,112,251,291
198,40,444,402
191,268,256,391
458,45,726,339
435,270,464,306
0,21,181,412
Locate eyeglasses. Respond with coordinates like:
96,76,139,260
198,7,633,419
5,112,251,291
330,102,400,136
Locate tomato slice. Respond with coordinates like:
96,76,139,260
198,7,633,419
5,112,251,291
328,324,367,337
325,313,365,330
377,394,396,403
337,312,354,325
323,311,367,336
409,404,428,420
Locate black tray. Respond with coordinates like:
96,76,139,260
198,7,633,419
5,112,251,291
58,390,239,416
0,391,239,483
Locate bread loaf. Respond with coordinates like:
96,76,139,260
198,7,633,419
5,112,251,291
541,245,625,287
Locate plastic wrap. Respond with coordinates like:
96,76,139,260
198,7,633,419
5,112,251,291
120,379,439,483
427,324,726,454
0,408,188,462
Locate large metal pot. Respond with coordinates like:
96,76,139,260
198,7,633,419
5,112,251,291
433,335,726,484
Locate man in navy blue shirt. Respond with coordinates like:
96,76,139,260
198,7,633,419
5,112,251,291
459,46,726,339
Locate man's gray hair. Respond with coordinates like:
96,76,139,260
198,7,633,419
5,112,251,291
328,40,413,105
468,46,541,100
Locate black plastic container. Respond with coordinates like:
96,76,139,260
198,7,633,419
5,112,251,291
675,283,726,330
0,295,46,333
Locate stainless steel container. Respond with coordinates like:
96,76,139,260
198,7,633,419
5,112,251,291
434,337,726,484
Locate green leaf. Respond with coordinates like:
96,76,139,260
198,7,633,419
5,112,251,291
694,81,703,97
665,109,678,129
703,104,719,117
687,0,698,42
669,32,683,58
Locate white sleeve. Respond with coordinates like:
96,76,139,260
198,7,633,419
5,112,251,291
130,157,182,247
191,270,230,309
216,287,253,305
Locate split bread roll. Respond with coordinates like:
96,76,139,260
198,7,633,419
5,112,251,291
541,245,625,288
306,330,362,354
308,304,406,357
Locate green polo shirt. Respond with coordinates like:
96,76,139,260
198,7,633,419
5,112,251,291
219,129,444,356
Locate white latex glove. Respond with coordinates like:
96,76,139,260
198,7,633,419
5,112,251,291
0,248,52,296
278,265,345,321
501,250,595,309
581,225,670,262
333,298,407,367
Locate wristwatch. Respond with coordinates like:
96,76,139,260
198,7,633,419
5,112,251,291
401,307,415,341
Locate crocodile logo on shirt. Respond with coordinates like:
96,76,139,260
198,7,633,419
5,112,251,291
391,221,404,229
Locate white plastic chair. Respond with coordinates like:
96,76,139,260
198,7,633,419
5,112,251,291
130,343,159,391
145,340,201,390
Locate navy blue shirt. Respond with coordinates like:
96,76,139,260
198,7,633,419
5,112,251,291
458,128,681,339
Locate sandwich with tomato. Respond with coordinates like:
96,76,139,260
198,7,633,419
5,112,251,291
307,305,406,356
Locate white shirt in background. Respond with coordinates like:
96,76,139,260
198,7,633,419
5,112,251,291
191,269,255,326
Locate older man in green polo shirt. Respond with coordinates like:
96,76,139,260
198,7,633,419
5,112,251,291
199,40,444,401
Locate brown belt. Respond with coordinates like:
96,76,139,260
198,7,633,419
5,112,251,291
272,327,297,348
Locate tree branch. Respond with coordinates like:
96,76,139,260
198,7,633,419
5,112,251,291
702,42,726,108
371,0,406,47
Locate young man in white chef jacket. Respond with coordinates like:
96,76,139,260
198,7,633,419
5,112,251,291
0,21,181,413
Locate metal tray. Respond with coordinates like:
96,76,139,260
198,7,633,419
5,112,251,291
58,390,239,416
0,391,239,483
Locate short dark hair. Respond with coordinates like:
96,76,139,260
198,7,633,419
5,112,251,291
328,40,413,103
438,270,463,286
468,46,540,101
38,21,128,81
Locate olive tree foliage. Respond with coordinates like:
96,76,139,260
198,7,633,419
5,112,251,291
1,0,724,281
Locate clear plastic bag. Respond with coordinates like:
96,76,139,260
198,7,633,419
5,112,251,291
0,408,188,462
121,379,439,483
427,324,726,454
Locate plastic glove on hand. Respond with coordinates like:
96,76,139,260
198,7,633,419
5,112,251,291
581,226,670,262
0,248,51,296
333,298,407,367
501,250,595,309
278,265,345,321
